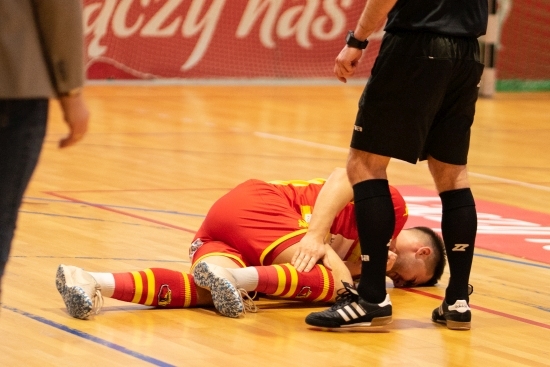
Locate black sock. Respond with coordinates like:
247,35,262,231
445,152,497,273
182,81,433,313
353,179,395,303
440,188,477,304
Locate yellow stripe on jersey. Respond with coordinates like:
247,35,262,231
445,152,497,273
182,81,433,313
312,265,331,302
131,271,143,304
267,178,326,186
144,268,155,306
282,264,299,298
260,228,308,265
300,205,312,222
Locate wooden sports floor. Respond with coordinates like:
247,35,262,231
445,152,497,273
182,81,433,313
1,84,549,367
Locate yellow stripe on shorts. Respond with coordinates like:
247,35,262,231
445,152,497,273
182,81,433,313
260,229,308,265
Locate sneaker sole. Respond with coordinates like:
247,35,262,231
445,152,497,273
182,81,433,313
315,315,392,330
434,318,471,330
56,265,93,320
193,262,243,318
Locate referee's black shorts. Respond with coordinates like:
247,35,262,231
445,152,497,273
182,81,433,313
350,31,485,165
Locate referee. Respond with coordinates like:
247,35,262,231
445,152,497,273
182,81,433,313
305,0,488,331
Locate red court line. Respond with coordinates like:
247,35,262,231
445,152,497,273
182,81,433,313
45,192,197,234
405,288,550,330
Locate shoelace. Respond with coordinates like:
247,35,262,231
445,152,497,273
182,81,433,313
238,289,258,314
92,286,104,315
329,287,356,311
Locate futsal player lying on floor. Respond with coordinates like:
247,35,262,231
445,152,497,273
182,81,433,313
56,168,445,319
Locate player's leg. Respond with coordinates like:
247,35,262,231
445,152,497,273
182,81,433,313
56,264,208,320
55,240,243,320
190,239,256,318
207,243,342,303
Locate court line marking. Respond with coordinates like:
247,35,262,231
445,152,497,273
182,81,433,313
404,288,550,330
45,192,197,234
1,305,176,367
25,196,207,217
254,132,550,192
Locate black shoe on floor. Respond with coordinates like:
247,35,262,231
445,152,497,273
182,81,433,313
305,282,392,330
432,299,471,330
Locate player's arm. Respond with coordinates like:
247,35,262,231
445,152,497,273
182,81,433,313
335,0,398,82
292,168,353,272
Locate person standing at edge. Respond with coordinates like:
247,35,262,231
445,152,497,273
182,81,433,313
301,0,487,330
0,0,90,301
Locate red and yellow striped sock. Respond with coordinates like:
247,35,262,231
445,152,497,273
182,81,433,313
254,264,334,302
111,268,198,308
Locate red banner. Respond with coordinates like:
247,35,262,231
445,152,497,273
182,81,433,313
84,0,382,79
399,186,550,265
84,0,550,81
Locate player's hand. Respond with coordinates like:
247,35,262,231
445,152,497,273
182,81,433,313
58,93,90,148
386,250,397,272
334,46,363,83
291,235,330,272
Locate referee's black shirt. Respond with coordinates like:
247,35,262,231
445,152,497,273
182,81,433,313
385,0,488,38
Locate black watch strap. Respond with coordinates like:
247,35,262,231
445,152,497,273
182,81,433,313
345,30,368,49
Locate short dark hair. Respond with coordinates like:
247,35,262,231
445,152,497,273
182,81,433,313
412,226,446,286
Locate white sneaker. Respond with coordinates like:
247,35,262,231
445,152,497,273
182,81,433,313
56,264,103,319
193,262,257,318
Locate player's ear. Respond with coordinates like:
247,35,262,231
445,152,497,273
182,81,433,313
416,247,432,258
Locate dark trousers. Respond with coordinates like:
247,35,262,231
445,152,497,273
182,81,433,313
0,99,48,282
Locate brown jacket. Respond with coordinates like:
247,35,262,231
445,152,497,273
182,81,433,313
0,0,85,98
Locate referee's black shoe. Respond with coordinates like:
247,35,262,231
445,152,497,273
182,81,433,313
305,282,392,329
432,299,471,330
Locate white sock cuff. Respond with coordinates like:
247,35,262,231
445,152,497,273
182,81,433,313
88,272,115,298
227,267,259,292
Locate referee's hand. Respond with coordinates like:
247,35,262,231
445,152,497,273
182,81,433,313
334,46,363,83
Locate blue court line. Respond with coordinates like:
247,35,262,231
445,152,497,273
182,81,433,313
474,253,550,269
1,304,176,367
19,210,171,228
24,197,206,218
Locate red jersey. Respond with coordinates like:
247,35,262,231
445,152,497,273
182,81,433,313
190,178,408,267
269,178,408,241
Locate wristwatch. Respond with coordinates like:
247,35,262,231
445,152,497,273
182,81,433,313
345,30,368,50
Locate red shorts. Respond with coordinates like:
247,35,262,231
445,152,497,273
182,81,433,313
190,180,309,267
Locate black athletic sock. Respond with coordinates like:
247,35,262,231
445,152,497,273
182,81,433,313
353,179,395,304
440,188,477,304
